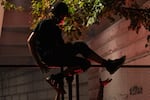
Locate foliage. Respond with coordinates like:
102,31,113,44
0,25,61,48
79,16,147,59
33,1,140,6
60,0,105,41
1,0,150,43
29,0,106,42
98,0,150,33
96,0,150,46
31,0,53,29
0,0,22,10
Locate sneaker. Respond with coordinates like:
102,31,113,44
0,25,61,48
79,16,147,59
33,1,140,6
103,56,126,74
46,74,66,94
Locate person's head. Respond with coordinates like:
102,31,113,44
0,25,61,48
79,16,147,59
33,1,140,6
51,2,69,23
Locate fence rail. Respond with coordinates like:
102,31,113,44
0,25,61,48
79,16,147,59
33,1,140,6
0,65,150,68
0,64,150,100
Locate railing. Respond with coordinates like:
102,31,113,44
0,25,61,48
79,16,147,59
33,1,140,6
60,67,80,100
1,65,150,100
59,65,150,100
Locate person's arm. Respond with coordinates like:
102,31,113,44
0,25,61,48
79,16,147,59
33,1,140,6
27,32,49,73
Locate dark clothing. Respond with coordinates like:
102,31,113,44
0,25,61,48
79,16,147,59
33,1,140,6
34,19,64,52
34,19,91,70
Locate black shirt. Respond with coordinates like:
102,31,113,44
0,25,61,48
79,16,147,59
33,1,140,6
33,19,66,58
34,19,65,51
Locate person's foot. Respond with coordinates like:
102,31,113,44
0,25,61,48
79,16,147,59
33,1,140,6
46,74,66,94
103,56,126,74
100,78,112,86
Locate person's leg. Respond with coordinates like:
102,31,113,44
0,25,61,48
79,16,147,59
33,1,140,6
72,42,126,74
46,56,91,78
72,42,105,62
45,56,91,94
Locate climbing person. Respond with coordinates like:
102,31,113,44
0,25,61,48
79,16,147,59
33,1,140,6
27,1,126,94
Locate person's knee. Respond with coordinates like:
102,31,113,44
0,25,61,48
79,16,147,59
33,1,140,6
74,42,89,51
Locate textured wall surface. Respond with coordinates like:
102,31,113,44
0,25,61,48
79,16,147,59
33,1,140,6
88,18,150,99
87,1,150,99
0,68,89,100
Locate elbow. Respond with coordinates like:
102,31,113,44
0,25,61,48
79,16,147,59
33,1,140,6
27,37,32,46
27,32,35,45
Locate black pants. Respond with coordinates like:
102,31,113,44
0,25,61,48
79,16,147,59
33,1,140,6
42,42,91,71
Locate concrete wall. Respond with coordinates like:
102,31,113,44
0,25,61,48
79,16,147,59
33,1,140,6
88,18,150,100
0,3,33,65
0,68,89,100
87,1,150,99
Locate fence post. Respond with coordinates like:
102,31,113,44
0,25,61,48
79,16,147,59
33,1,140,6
76,74,80,100
66,75,74,100
61,67,64,100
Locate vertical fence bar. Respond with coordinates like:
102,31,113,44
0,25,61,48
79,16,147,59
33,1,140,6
61,67,64,100
76,74,79,100
66,76,73,100
68,80,72,100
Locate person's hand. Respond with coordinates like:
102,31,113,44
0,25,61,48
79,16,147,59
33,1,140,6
38,61,49,73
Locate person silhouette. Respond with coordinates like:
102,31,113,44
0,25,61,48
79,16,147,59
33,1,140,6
27,1,126,94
